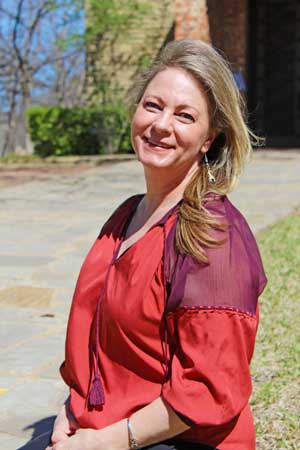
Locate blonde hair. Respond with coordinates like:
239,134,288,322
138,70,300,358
128,39,259,263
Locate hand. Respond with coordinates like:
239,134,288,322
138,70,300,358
47,399,79,447
46,428,105,450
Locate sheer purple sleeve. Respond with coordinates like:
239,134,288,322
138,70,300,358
165,195,267,315
161,196,267,436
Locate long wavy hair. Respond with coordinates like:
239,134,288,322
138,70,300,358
128,39,260,263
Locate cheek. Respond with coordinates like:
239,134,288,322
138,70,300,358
131,110,148,152
175,125,207,151
131,115,139,139
130,122,140,155
131,108,149,136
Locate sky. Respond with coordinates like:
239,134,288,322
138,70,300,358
0,0,85,112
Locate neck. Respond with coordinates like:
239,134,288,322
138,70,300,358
142,162,199,215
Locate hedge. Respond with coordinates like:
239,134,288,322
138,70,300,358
26,105,132,156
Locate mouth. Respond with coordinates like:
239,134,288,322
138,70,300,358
142,136,175,150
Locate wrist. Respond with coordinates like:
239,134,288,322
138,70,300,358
127,417,140,449
99,419,129,450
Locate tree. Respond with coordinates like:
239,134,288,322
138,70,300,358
83,0,172,154
84,0,151,104
0,0,173,155
0,0,84,155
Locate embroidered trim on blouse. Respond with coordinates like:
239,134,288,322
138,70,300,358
167,305,256,319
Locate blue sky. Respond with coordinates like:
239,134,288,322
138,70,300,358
0,0,85,111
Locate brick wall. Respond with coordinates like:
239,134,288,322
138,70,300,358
85,0,248,104
175,0,210,42
85,0,175,103
207,0,248,74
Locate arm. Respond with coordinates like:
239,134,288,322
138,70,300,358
47,396,189,450
110,396,189,448
50,396,79,444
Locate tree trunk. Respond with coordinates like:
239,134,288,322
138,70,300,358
1,116,17,156
19,76,33,154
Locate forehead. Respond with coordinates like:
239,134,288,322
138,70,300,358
143,67,208,109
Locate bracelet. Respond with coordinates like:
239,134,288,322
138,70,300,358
127,417,140,449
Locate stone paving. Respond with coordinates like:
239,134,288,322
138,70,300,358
0,151,299,450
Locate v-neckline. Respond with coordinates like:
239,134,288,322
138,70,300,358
115,194,144,262
114,195,181,263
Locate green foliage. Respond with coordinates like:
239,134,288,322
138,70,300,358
0,154,42,164
84,0,151,104
26,105,132,156
86,0,145,40
136,54,152,70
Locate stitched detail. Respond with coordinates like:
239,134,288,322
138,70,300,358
167,305,256,319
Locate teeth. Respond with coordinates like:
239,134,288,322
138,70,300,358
146,137,170,148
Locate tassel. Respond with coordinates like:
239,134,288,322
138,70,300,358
88,375,105,407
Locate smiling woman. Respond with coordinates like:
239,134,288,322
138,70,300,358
47,39,267,450
131,68,214,172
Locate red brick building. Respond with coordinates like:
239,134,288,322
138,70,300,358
176,0,300,147
88,0,299,148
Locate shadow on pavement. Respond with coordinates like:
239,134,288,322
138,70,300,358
17,416,55,450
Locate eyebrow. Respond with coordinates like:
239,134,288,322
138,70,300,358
144,95,201,114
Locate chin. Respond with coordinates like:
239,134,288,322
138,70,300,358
137,150,177,170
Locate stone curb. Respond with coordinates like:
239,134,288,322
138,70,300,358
0,154,136,171
1,148,300,171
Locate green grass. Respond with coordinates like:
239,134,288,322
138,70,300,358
0,153,134,165
251,210,300,450
0,154,42,164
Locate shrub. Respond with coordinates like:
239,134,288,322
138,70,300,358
26,104,132,157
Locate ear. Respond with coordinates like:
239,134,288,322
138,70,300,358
199,129,219,154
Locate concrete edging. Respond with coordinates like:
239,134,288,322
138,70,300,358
0,154,136,171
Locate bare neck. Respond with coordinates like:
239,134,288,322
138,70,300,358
142,163,198,216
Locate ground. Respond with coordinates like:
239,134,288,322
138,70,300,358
0,150,299,449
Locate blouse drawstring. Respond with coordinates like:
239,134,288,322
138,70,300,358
162,223,170,383
88,238,123,407
89,199,177,406
88,198,141,407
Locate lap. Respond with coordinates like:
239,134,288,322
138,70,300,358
144,440,217,450
18,433,217,450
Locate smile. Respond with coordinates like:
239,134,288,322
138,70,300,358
143,136,174,150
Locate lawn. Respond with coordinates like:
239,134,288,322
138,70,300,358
251,210,300,450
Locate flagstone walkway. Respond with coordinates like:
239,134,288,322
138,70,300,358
0,150,299,449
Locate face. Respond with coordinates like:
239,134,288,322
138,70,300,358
131,67,215,173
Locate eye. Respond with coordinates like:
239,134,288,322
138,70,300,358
144,101,161,110
177,112,195,122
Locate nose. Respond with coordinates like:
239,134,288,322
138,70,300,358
151,111,172,135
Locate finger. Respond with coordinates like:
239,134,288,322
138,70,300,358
51,436,70,450
51,430,68,444
51,444,63,450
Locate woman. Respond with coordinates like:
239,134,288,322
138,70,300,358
47,39,267,450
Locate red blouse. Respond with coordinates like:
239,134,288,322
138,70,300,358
60,193,267,450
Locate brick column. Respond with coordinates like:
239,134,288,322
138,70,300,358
207,0,248,74
175,0,211,42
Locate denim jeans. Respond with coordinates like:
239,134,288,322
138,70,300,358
144,440,218,450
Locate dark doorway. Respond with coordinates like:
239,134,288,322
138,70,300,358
248,0,300,147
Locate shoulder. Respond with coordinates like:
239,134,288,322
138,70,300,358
98,194,142,238
203,194,261,256
203,193,250,232
166,194,267,315
206,195,265,276
203,195,268,304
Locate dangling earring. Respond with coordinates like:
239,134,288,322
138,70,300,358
204,154,216,184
